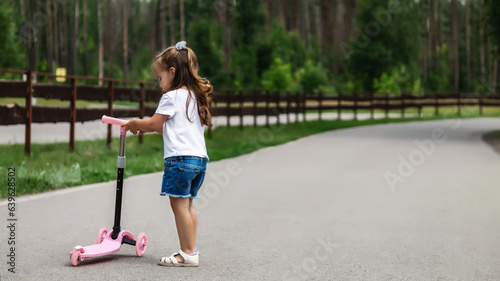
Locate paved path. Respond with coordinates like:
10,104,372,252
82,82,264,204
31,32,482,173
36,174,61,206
0,113,410,144
1,118,500,280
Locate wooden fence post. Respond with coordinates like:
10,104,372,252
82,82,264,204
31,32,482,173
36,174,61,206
479,92,483,115
434,92,439,116
354,92,358,121
253,90,258,127
337,91,342,121
370,91,374,120
286,91,291,125
107,81,114,147
385,92,389,119
457,91,462,116
318,91,323,121
302,91,306,122
265,90,270,128
239,90,244,131
69,78,77,152
226,90,231,128
295,92,299,124
418,96,423,117
25,70,33,156
401,93,405,118
276,90,281,126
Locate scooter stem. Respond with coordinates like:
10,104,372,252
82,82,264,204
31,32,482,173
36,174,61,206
112,134,127,240
102,115,128,240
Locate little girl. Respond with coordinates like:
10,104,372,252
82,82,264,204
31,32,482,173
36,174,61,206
122,41,212,267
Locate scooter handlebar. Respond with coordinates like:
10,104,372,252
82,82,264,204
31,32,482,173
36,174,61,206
101,115,128,126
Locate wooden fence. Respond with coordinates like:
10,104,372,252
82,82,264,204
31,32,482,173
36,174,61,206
1,69,500,155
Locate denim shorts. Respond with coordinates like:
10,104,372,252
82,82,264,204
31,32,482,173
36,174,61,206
160,156,207,199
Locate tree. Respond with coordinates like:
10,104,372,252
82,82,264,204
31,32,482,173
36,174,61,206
230,0,266,88
483,0,500,55
82,0,89,77
187,19,224,83
429,0,437,70
168,0,175,45
278,0,286,28
0,1,24,72
61,0,68,70
71,0,79,75
53,0,60,67
451,0,459,93
479,0,486,83
46,0,54,79
484,0,500,90
215,0,232,72
419,0,427,81
6,0,497,93
180,0,185,40
25,0,39,71
465,0,471,92
344,0,422,92
122,0,129,80
335,0,345,70
97,0,104,85
159,0,167,49
303,0,311,51
313,0,322,63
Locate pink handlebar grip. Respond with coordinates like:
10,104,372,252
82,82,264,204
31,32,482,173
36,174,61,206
102,115,128,135
101,115,128,126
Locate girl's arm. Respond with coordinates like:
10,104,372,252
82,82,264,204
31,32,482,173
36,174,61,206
138,127,162,135
138,125,163,135
122,113,168,135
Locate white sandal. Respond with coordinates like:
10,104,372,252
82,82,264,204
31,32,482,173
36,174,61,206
159,249,199,267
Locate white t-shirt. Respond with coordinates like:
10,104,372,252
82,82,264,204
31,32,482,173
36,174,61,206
155,88,208,160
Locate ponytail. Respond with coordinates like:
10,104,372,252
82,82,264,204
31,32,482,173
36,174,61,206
153,43,213,128
186,47,213,128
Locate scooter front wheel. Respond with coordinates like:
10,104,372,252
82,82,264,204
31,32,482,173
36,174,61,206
135,233,147,256
97,227,108,244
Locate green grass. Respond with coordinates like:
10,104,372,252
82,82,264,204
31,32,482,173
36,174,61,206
0,97,95,107
0,98,157,108
0,114,497,199
314,105,500,118
0,134,165,198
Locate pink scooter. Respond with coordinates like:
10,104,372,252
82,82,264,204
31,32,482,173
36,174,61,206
69,115,147,266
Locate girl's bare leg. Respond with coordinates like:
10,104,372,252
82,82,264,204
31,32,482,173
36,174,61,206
169,197,197,263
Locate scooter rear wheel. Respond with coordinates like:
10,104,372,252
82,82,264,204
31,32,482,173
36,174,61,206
135,233,147,256
70,250,81,266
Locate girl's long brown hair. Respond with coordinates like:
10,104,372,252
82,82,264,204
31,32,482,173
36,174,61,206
153,45,213,127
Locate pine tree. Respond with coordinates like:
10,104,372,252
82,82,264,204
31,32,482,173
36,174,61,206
0,2,25,71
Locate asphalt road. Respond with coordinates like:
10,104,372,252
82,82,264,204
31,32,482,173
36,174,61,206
1,118,500,280
0,113,407,144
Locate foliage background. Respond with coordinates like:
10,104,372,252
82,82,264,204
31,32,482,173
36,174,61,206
2,0,499,95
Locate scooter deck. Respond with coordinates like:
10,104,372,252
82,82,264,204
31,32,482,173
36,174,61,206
71,230,135,259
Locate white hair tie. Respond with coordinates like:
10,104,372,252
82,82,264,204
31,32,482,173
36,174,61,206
176,41,187,50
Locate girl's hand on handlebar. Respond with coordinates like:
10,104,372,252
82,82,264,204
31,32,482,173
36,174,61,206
121,119,139,135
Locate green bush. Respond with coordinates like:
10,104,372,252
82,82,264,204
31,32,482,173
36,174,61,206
261,58,294,90
295,60,328,91
373,65,423,95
